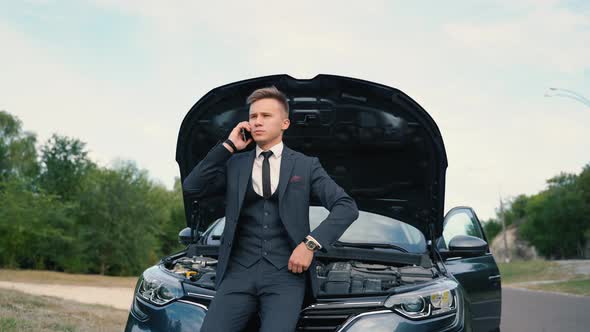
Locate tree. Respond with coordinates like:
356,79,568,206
573,165,590,255
38,134,95,202
0,110,189,275
482,218,502,242
520,171,588,258
0,177,77,270
0,111,39,182
76,162,167,275
155,177,186,256
503,194,529,226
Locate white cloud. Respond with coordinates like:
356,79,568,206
442,1,590,73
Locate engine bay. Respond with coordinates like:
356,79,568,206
316,261,435,295
166,255,437,295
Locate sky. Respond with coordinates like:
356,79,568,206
1,0,589,220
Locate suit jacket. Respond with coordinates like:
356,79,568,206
182,140,359,297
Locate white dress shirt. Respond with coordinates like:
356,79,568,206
252,141,283,197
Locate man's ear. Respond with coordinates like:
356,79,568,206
282,118,290,131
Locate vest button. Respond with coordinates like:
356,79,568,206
228,241,232,247
264,211,269,216
263,225,268,229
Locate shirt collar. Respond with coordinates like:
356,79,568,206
256,141,283,159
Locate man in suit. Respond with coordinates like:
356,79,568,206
183,86,359,332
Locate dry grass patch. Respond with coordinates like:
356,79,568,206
497,259,577,284
528,278,590,297
0,288,127,332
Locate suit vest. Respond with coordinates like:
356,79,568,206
229,175,292,269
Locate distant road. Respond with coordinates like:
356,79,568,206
501,287,590,331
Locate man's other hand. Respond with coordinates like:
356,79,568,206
288,242,314,274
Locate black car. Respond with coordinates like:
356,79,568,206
125,74,502,332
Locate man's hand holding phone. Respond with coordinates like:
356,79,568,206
223,121,253,153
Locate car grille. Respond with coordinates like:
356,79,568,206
296,303,384,331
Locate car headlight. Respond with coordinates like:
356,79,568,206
383,284,458,320
136,266,183,306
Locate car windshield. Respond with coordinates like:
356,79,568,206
309,206,426,253
207,206,426,253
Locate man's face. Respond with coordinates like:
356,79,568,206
248,98,290,144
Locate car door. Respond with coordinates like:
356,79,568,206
438,206,502,332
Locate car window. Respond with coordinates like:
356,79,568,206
204,207,427,253
211,219,224,236
309,206,426,253
442,208,483,249
203,219,225,245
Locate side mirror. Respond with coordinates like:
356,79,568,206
442,235,488,259
178,227,203,246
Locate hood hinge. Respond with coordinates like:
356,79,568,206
186,200,201,258
428,222,437,258
428,221,448,275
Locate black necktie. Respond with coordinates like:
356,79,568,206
261,151,273,198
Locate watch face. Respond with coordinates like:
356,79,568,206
306,241,317,250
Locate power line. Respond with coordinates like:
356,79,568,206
544,87,590,108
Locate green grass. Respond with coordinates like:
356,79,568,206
497,259,574,284
497,259,590,296
0,288,127,332
528,279,590,297
0,318,18,331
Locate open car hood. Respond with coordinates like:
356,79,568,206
176,74,448,240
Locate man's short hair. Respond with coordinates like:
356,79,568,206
246,86,289,116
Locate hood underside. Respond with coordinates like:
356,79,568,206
176,74,448,239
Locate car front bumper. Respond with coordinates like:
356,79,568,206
125,297,207,332
125,295,466,332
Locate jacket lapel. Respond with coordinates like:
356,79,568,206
278,145,296,209
278,145,296,241
236,149,255,214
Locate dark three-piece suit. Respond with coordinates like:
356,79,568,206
182,140,359,331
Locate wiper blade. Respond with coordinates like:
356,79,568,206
332,241,409,253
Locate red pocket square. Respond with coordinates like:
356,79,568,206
289,175,303,183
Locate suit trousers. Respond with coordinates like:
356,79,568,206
200,257,307,332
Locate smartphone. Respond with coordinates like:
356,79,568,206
240,128,252,142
